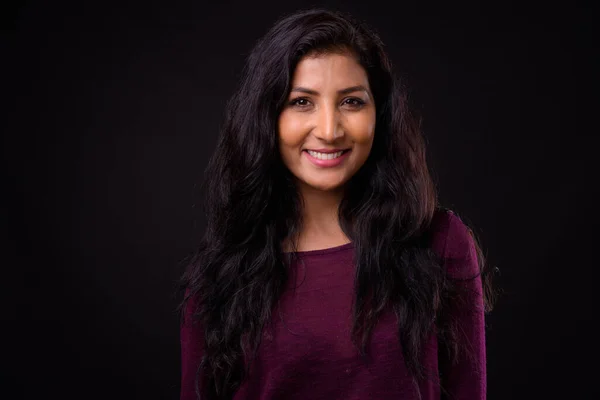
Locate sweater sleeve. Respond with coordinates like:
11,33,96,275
439,212,487,400
180,291,204,400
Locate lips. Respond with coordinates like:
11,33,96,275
303,148,352,167
303,148,350,153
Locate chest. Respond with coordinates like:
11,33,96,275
258,258,410,373
234,255,441,399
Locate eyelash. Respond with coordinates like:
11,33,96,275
288,97,366,108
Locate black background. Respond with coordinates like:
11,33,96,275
4,0,597,399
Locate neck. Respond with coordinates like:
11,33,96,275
304,194,341,227
293,181,350,246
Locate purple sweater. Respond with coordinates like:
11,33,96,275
180,210,486,399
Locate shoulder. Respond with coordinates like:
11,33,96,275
429,208,479,277
181,288,201,327
429,208,470,255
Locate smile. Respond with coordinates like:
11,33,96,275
306,150,346,160
303,149,351,167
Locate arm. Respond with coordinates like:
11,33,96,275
180,292,204,400
439,212,487,400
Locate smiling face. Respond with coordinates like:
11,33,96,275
278,51,376,194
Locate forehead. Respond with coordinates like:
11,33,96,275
290,52,369,88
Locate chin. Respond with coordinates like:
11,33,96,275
303,179,346,192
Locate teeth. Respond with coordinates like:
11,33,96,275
307,150,344,160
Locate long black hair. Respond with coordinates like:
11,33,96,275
179,8,495,399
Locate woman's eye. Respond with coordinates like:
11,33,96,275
343,98,365,108
289,98,311,107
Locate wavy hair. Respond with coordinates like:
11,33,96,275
179,8,495,399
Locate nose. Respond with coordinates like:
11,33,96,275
314,104,343,142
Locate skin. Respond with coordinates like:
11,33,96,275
278,50,376,251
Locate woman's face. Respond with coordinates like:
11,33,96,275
278,51,376,193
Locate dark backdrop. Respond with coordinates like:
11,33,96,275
4,0,596,399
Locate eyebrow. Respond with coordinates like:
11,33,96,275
290,85,371,97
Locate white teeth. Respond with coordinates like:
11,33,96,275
307,150,344,160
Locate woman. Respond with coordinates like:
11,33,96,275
179,8,494,400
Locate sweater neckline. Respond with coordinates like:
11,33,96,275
286,241,354,257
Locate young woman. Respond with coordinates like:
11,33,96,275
179,8,494,400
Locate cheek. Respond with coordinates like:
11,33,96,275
347,112,376,144
278,112,307,148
